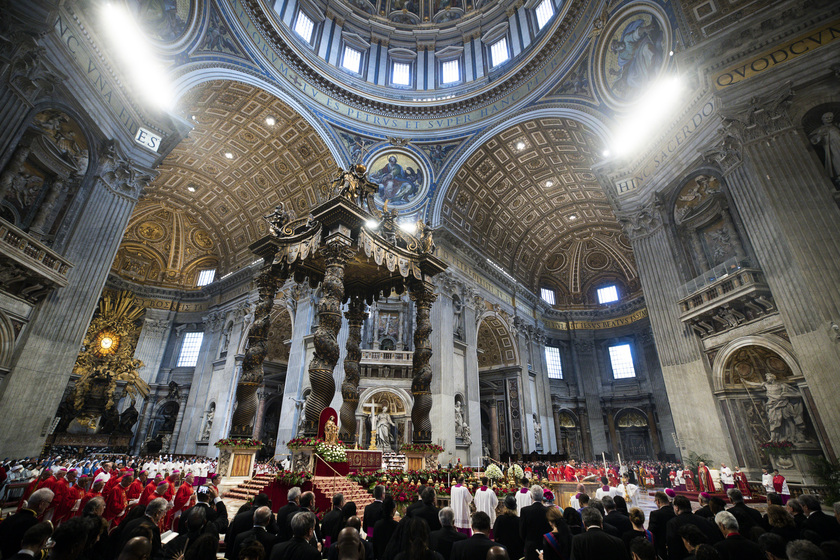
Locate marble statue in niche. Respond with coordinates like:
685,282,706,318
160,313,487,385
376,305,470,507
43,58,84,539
809,112,840,186
201,403,215,441
533,413,542,445
742,373,808,443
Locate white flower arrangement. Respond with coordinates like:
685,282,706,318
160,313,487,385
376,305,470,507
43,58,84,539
507,464,524,480
485,464,504,480
316,442,347,463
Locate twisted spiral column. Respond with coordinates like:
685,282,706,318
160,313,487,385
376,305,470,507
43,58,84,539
340,296,367,444
230,264,285,437
410,282,437,443
304,238,354,435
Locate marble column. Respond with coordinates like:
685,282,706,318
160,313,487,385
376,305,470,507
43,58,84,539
169,395,188,453
340,297,366,443
618,199,733,463
646,406,662,457
305,239,353,435
232,264,285,437
489,403,500,460
409,281,437,443
707,90,840,454
253,386,267,440
606,411,619,458
430,289,456,457
28,176,64,238
0,159,150,457
553,406,563,453
570,337,609,455
131,313,173,453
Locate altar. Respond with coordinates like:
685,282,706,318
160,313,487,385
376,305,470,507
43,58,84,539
346,449,382,472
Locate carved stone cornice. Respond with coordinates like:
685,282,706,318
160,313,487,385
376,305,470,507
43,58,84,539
97,140,156,200
203,310,224,332
573,339,594,353
702,129,743,175
2,31,63,101
616,197,664,241
718,82,795,144
142,318,170,337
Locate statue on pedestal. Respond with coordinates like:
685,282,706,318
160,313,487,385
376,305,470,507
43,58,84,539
324,416,339,445
809,112,840,186
376,406,395,450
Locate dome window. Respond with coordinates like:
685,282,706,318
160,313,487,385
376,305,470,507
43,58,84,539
294,11,314,43
535,0,555,30
392,62,411,86
441,59,460,84
490,37,510,68
196,269,216,287
342,46,362,74
597,285,619,304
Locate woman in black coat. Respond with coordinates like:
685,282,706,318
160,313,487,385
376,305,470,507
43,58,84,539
492,495,525,560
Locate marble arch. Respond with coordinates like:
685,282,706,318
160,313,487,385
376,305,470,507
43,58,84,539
171,68,345,165
0,312,14,374
476,312,520,369
357,386,413,415
711,334,803,393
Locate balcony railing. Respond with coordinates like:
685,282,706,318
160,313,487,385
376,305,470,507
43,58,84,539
360,349,413,364
0,218,72,302
678,257,750,299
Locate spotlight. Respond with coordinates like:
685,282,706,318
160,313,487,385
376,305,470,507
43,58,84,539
569,214,577,220
187,186,196,192
365,219,379,229
602,150,611,157
611,76,684,158
516,141,525,150
265,116,276,126
224,152,234,159
545,180,554,188
669,50,674,56
400,222,417,234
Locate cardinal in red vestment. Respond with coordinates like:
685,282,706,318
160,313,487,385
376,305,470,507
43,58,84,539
565,462,577,482
139,474,163,506
53,469,84,524
172,473,195,530
126,471,146,504
80,479,106,512
103,474,134,528
733,467,750,497
697,462,715,493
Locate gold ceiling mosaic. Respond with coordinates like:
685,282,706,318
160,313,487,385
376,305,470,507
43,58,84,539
126,80,336,285
441,117,638,301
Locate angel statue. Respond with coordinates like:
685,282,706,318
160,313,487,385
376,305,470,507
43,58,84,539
372,200,399,244
416,219,436,254
265,202,291,236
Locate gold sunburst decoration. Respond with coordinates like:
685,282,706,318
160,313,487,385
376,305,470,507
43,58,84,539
73,290,149,415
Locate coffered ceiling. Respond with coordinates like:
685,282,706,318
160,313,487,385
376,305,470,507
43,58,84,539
125,80,336,287
440,117,639,304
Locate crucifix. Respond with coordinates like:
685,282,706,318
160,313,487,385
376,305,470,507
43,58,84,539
362,401,379,451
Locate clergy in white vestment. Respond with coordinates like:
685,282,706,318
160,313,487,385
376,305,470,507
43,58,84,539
474,476,498,527
616,475,640,508
515,478,533,514
761,468,774,494
569,484,586,509
450,476,474,534
594,476,617,500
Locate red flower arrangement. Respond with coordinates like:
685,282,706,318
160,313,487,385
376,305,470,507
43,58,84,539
275,470,313,487
214,438,263,448
400,443,445,454
287,437,324,449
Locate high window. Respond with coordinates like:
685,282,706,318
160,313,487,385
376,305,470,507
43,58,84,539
535,0,555,30
342,46,362,73
597,285,619,304
392,62,411,86
545,346,563,379
490,38,509,67
294,12,314,42
177,332,204,367
540,287,556,305
608,344,636,379
442,59,460,84
196,269,216,287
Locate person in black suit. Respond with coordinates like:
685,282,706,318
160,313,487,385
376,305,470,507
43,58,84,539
163,507,212,560
270,510,321,560
409,487,442,532
274,487,302,543
570,506,630,560
786,498,807,532
520,485,553,560
629,537,657,560
363,485,386,539
0,488,53,559
726,489,762,537
666,496,721,560
405,485,426,518
603,496,633,536
712,511,764,560
677,525,708,560
695,493,714,520
325,517,373,560
373,497,400,559
231,506,278,560
118,497,168,560
430,507,468,560
5,522,52,560
321,492,347,548
226,493,279,557
542,505,573,560
451,512,502,560
49,517,92,560
333,527,366,560
493,494,525,560
178,485,228,535
648,491,676,560
800,494,840,543
297,492,323,546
